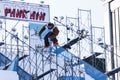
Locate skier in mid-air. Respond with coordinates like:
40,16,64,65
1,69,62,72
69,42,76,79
38,22,59,48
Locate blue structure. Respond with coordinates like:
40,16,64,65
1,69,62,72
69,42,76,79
79,60,107,80
0,53,32,80
58,76,85,80
53,47,108,80
7,55,19,71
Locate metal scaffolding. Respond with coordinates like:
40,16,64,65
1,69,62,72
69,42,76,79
0,8,107,80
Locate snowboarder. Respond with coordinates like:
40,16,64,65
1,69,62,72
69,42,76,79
38,22,59,48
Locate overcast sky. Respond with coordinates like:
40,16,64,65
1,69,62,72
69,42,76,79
45,0,104,27
11,0,104,27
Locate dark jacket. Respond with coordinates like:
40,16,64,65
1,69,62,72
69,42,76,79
38,25,59,40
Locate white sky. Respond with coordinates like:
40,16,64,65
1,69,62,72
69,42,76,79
11,0,104,27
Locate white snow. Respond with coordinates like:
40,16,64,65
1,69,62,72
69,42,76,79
0,70,19,80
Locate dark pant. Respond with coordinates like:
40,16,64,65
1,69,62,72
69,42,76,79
44,32,58,46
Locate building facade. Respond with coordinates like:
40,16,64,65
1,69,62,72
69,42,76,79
104,0,120,80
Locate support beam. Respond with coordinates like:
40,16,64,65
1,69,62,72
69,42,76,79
83,52,103,61
106,67,120,76
33,69,56,80
3,55,28,70
19,55,29,61
62,35,87,49
0,42,4,46
72,52,102,67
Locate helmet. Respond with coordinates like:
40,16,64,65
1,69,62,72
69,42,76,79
48,22,54,27
47,22,54,29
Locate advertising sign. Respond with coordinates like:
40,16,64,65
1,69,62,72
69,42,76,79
0,1,50,23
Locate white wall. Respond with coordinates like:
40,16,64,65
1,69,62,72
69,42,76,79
0,70,19,80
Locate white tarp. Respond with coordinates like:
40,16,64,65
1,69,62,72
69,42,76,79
0,70,19,80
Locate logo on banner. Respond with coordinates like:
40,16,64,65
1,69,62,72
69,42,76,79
4,7,46,21
0,1,50,22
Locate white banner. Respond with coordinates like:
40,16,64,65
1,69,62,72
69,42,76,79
0,1,50,23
